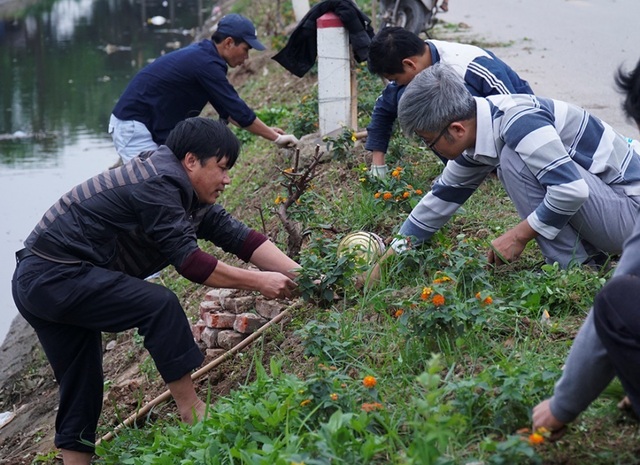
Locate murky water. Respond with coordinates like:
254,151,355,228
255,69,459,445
0,0,207,343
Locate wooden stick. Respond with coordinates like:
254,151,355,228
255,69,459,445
98,304,297,444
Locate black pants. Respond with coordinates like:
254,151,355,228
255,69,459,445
593,274,640,418
11,255,204,452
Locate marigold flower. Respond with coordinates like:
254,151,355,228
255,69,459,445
394,166,403,172
283,167,294,173
415,189,423,195
406,184,413,189
483,296,493,305
361,402,384,412
432,294,445,306
475,292,482,300
382,192,393,200
420,287,433,300
402,191,410,199
394,308,404,318
374,192,381,199
351,132,357,142
528,433,544,445
300,399,312,407
433,275,451,284
330,393,339,401
363,375,377,388
391,170,400,177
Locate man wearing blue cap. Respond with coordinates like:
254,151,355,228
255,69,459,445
109,14,298,164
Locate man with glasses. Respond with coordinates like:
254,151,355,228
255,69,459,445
364,63,640,284
365,27,533,178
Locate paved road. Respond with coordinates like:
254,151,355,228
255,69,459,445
441,0,640,137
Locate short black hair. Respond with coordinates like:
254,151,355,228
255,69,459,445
367,27,427,76
615,58,640,125
211,31,244,47
165,117,240,168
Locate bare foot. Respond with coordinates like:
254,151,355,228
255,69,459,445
179,398,207,424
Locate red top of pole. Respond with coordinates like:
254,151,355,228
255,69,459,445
316,12,343,28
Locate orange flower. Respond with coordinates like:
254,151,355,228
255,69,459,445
363,375,377,388
528,433,544,445
415,189,423,195
330,393,339,401
483,296,493,305
394,308,404,318
361,402,384,412
402,191,410,199
391,170,400,178
432,294,445,306
382,192,393,200
420,287,433,300
374,192,381,199
433,275,451,284
283,167,294,173
300,399,312,407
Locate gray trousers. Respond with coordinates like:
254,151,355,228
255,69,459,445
497,147,640,267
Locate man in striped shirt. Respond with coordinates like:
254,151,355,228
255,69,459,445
366,27,533,177
389,62,640,270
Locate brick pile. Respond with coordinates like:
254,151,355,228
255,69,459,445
191,288,286,357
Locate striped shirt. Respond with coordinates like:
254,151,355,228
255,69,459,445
397,94,640,247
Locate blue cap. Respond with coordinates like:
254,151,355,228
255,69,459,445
216,14,266,51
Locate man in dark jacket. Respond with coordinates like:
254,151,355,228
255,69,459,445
12,117,300,465
110,14,298,164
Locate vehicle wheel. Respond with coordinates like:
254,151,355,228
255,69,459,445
379,0,428,34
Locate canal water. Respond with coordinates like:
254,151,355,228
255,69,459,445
0,0,208,344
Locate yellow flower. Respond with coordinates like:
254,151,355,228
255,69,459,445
359,177,366,182
432,294,445,306
382,192,393,200
300,399,312,407
420,287,432,300
275,196,282,204
374,192,381,199
283,167,294,173
363,375,377,388
391,170,400,178
330,393,339,401
351,132,357,142
528,433,544,445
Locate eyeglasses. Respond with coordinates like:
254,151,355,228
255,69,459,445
418,123,451,158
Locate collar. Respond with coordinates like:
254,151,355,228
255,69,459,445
469,97,499,159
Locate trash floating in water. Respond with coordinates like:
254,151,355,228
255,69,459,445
147,15,168,26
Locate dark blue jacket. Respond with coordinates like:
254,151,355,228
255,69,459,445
365,40,534,154
113,40,256,144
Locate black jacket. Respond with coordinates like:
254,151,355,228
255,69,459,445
272,0,375,78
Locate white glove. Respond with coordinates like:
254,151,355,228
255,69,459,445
274,134,299,147
369,164,389,179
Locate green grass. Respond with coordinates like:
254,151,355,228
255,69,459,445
83,3,640,465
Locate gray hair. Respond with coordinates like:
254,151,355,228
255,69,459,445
398,62,476,137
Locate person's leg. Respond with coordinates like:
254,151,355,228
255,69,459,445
498,149,640,266
564,164,639,255
497,148,589,266
108,114,158,164
593,274,640,418
60,450,92,465
13,257,204,454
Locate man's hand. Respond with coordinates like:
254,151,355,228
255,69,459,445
257,272,298,299
274,133,299,147
369,164,389,179
532,398,567,440
487,220,537,266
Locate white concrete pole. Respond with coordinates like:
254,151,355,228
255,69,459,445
316,12,353,136
291,0,310,22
